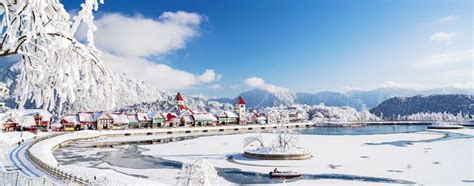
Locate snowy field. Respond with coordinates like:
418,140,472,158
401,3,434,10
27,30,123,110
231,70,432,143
50,127,474,185
137,129,474,185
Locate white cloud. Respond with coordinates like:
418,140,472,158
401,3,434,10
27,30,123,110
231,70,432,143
429,32,456,41
229,84,240,89
244,77,288,93
418,49,473,66
76,11,222,90
437,15,457,23
91,12,202,57
379,81,426,90
198,69,221,83
209,84,223,90
103,52,220,90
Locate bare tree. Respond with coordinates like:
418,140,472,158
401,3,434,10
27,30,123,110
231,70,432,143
243,132,265,149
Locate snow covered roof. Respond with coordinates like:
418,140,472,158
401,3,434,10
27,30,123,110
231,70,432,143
127,114,138,122
149,112,165,119
78,112,95,122
62,115,79,124
137,112,149,121
193,113,217,121
111,114,129,124
1,114,18,124
97,112,112,120
19,115,36,127
23,109,52,121
217,111,238,118
256,116,267,120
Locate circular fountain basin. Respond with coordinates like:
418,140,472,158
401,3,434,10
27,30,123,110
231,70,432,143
243,151,312,160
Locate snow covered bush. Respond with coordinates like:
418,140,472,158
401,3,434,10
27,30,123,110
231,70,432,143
307,104,380,122
403,112,469,122
176,159,218,186
259,104,379,123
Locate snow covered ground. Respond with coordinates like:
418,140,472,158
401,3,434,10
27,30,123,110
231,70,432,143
25,127,474,185
0,131,50,171
139,129,474,185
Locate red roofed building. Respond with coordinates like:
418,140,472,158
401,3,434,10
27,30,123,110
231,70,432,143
235,96,247,124
237,96,246,105
174,92,186,112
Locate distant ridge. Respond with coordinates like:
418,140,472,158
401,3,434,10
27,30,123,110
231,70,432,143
209,87,473,110
370,94,474,117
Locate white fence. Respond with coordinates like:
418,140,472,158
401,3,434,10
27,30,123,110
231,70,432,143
0,169,56,186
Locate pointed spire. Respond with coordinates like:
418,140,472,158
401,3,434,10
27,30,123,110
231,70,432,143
174,92,184,101
236,96,245,105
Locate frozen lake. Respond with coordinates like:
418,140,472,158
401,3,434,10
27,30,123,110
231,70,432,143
53,125,474,185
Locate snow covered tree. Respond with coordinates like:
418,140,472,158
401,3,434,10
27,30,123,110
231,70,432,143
176,159,218,186
0,0,114,114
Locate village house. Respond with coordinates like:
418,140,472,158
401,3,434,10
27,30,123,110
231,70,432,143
217,111,239,125
193,113,217,126
149,112,166,127
288,107,308,122
30,110,52,131
19,115,37,132
111,113,129,130
127,113,139,128
78,112,98,130
137,112,151,128
61,114,80,131
1,109,52,132
96,112,113,130
181,115,194,126
1,114,18,132
166,112,179,127
252,112,267,124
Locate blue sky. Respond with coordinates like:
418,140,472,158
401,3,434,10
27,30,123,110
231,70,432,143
64,0,473,98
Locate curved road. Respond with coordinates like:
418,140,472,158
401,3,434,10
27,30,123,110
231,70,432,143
7,139,61,183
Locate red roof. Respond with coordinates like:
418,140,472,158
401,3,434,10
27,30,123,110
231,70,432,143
236,96,246,105
174,92,184,101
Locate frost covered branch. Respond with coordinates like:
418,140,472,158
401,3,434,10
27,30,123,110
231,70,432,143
243,132,265,149
0,0,114,114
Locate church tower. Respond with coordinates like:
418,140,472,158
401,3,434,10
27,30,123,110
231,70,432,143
235,96,246,124
174,92,185,111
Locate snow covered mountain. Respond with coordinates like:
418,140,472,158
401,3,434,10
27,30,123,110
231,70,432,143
0,59,175,117
346,88,419,109
370,94,474,118
295,91,363,109
237,88,296,109
210,87,474,110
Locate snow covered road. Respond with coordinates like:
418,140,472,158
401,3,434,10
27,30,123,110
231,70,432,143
7,139,61,183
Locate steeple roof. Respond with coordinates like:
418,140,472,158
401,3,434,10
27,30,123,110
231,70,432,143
174,92,184,101
236,96,246,105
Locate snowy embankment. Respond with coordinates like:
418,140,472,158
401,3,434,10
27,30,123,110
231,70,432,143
29,130,160,185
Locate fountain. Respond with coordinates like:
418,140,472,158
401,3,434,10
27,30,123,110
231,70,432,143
243,123,312,160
